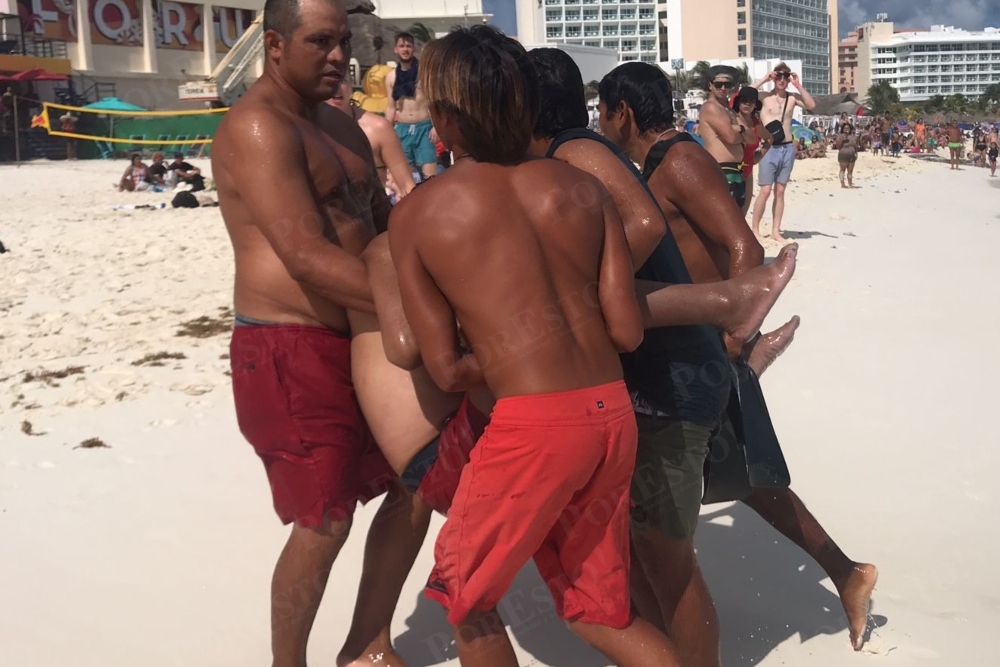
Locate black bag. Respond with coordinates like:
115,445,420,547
764,119,786,145
702,361,791,504
171,191,200,208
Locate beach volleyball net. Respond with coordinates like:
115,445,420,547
32,102,228,155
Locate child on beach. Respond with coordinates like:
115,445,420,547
989,142,998,177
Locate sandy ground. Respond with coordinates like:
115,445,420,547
1,149,998,667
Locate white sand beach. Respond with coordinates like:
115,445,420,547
1,149,997,667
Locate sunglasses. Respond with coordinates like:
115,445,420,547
711,80,733,89
775,72,792,79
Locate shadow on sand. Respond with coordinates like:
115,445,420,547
394,502,886,666
783,230,839,240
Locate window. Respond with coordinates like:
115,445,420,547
738,29,746,41
738,44,747,57
547,26,562,37
737,0,745,6
546,10,562,21
737,11,746,24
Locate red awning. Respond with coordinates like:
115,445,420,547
0,68,69,82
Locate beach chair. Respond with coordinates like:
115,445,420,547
186,135,209,158
172,134,190,156
93,139,115,159
153,134,170,153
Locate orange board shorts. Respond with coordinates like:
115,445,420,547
425,380,637,629
415,396,490,515
230,322,395,528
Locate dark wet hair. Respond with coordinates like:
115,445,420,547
599,62,674,134
420,25,538,165
130,153,141,163
395,32,414,45
527,48,589,138
263,0,300,38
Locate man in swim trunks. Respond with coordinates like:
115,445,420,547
212,1,420,664
697,65,750,210
749,62,816,242
384,32,438,181
390,25,684,665
601,61,878,653
328,76,416,199
526,53,797,667
946,120,963,170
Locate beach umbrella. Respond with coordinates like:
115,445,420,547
11,68,69,81
790,124,823,143
683,120,706,146
82,97,147,112
958,122,973,131
895,120,910,131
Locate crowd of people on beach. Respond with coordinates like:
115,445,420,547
211,0,879,664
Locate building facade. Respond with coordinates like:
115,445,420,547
515,0,660,63
5,0,260,109
663,0,835,95
372,0,492,38
838,29,857,92
855,21,1000,103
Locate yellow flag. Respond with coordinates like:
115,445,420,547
31,108,49,130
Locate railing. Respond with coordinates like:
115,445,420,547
21,36,68,59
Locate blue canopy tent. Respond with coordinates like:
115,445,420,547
81,98,148,158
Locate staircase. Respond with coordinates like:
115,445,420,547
20,129,67,160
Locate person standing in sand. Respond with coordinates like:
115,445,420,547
697,65,750,210
600,61,878,654
749,63,815,242
392,25,686,666
328,76,416,199
211,1,423,665
988,141,998,177
835,122,859,189
384,32,438,182
733,86,771,218
946,120,963,170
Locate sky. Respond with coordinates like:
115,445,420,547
837,0,999,38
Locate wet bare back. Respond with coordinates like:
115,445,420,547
213,79,382,333
391,158,639,398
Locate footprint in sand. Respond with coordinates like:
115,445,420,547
150,418,178,428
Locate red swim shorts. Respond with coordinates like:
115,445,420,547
425,380,637,629
416,396,490,515
230,323,395,528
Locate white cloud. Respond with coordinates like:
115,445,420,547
839,0,1000,35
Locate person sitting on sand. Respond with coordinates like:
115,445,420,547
118,154,150,192
168,153,205,192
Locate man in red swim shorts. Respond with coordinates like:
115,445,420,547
389,25,684,666
212,0,418,664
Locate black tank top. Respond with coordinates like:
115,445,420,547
546,128,730,425
392,59,419,101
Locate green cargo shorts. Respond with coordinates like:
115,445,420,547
630,416,714,540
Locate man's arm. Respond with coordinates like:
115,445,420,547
700,101,745,145
597,193,643,353
227,110,374,312
653,144,764,277
755,123,773,163
554,140,665,267
362,232,422,369
383,70,397,124
751,72,775,93
374,118,416,197
388,200,482,390
791,73,816,111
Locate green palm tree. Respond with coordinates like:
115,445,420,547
669,69,691,95
584,80,600,100
688,60,712,91
735,63,751,87
406,22,434,44
980,83,1000,113
944,93,968,115
923,94,945,113
864,80,900,116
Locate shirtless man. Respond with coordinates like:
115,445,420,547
946,120,963,170
527,52,797,667
328,76,416,198
390,24,683,666
600,62,878,653
384,32,438,181
212,1,423,665
749,63,816,242
697,65,750,210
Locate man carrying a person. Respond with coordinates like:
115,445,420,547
383,32,438,181
748,63,816,242
211,1,427,664
600,61,877,655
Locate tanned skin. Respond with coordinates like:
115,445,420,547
212,2,428,665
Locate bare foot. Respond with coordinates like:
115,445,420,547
743,315,800,376
720,243,798,350
836,563,879,651
770,231,787,243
